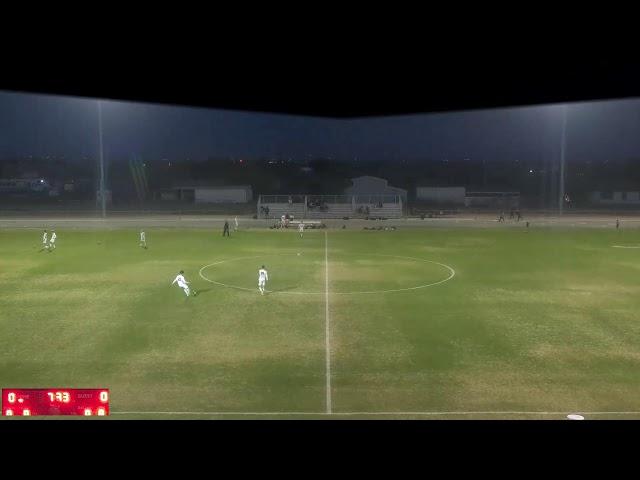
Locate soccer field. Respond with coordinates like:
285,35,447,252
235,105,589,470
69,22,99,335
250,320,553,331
2,225,640,419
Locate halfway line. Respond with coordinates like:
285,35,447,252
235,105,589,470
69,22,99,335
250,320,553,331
325,230,332,414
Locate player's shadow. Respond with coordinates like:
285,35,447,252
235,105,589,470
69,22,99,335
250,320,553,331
194,288,214,296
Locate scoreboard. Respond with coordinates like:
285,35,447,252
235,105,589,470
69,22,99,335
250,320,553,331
2,389,110,416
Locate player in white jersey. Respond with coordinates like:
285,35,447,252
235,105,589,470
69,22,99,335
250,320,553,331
298,221,304,238
258,265,269,295
280,214,286,229
49,230,57,250
172,270,195,297
41,230,49,251
234,216,238,231
139,230,147,249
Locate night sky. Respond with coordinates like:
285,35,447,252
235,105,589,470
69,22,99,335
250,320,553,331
1,90,640,164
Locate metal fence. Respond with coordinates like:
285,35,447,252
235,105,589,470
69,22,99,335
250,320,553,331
259,194,401,205
353,194,401,204
258,195,306,204
257,194,404,219
307,195,351,204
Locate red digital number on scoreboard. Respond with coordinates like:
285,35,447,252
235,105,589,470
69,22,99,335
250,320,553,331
2,389,109,416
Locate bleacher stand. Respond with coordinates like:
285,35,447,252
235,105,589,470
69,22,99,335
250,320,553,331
257,194,403,219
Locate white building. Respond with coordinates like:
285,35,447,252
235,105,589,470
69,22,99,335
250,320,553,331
0,178,51,193
590,191,640,205
157,185,253,203
344,176,407,201
416,186,466,205
194,186,253,203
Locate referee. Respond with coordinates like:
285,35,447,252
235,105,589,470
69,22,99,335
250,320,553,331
223,220,230,237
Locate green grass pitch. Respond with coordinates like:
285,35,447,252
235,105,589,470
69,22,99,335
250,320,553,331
2,226,640,419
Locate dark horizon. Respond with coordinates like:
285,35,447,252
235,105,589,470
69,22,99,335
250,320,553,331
2,90,640,167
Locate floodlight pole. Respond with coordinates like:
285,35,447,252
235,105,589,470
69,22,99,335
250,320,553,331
98,100,106,218
559,105,567,215
482,158,487,187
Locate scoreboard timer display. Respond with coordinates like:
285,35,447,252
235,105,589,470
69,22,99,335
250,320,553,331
2,389,109,416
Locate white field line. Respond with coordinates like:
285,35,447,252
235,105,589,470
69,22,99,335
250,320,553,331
110,411,640,417
612,245,640,249
198,254,299,293
325,230,332,414
199,254,455,296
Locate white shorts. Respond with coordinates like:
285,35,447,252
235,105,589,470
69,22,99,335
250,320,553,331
178,282,188,289
258,279,266,287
